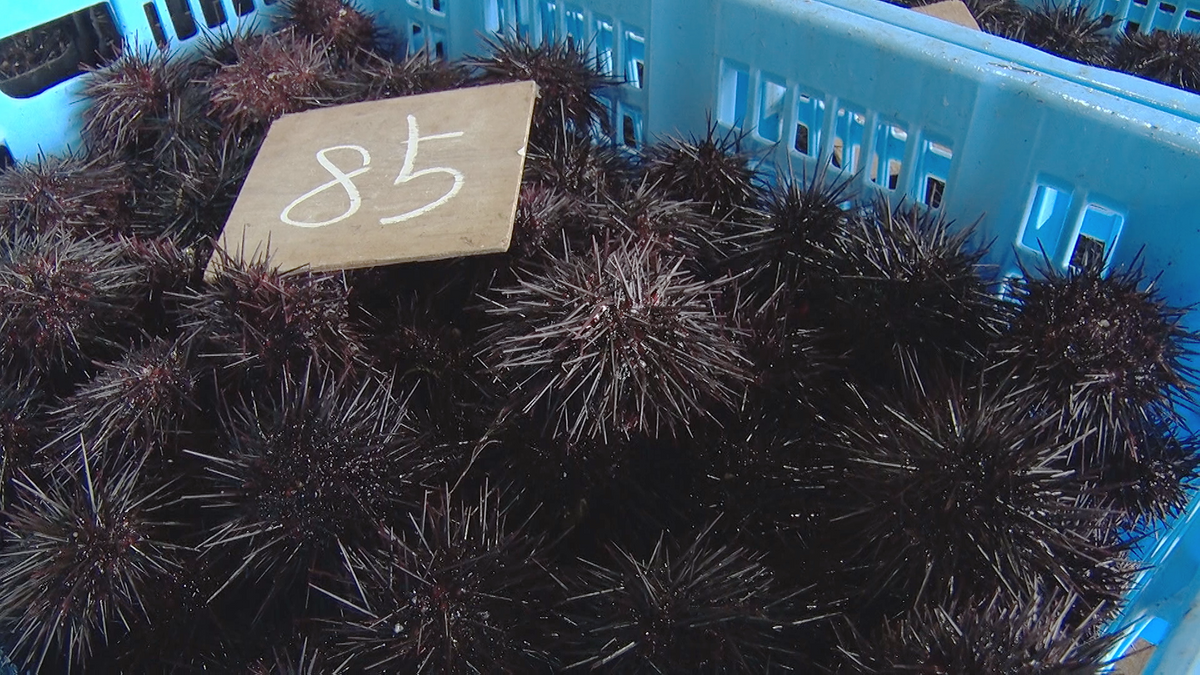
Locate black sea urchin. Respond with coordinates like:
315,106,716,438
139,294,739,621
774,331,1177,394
314,486,557,673
824,200,1006,384
193,28,258,76
240,638,327,675
511,181,589,259
0,229,141,382
730,270,842,407
359,295,494,447
80,46,190,158
840,585,1121,674
0,154,134,237
468,35,617,141
999,255,1199,469
524,129,636,202
337,49,471,103
829,373,1125,609
120,234,200,336
51,338,196,455
188,364,429,608
687,388,841,553
964,0,1027,35
561,521,819,673
597,179,719,260
482,237,751,440
641,120,761,218
362,296,481,398
732,168,854,300
1088,413,1200,526
476,410,633,540
0,372,49,506
511,182,580,258
181,250,362,380
0,455,182,673
1016,3,1115,67
133,105,258,243
208,31,335,135
1113,29,1200,95
95,546,261,673
282,0,382,60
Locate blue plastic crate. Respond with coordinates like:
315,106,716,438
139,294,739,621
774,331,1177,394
0,1,286,164
1033,0,1200,36
4,0,1200,671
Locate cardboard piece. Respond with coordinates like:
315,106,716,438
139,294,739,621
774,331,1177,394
213,80,538,274
912,0,981,31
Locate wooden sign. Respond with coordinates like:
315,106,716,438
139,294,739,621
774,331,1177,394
912,1,981,31
213,80,538,273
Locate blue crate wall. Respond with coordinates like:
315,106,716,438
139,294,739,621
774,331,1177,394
650,0,1200,281
0,0,282,164
1014,0,1200,35
838,0,1200,120
1110,507,1200,672
1091,0,1200,32
1112,0,1200,33
363,0,656,146
366,0,457,60
514,0,653,148
0,1,134,162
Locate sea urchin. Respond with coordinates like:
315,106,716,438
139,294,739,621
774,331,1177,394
482,237,750,440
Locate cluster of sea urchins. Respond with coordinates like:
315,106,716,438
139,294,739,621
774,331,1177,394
0,1,1195,672
885,0,1200,96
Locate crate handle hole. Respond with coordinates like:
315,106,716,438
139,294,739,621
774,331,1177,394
924,176,945,208
717,61,749,128
757,75,786,143
144,2,169,48
795,123,810,154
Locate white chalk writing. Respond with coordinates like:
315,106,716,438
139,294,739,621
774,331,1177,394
280,145,371,228
382,115,465,224
279,114,465,228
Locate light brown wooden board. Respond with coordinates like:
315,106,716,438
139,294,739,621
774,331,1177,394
212,80,538,274
912,0,982,30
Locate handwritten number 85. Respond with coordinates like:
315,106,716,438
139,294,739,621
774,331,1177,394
280,114,465,228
